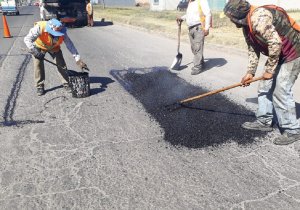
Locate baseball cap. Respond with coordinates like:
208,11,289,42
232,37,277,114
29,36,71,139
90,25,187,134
46,18,67,36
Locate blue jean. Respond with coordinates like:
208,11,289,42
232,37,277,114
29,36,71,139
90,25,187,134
256,56,300,134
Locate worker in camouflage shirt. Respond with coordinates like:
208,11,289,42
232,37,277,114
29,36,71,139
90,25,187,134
224,0,300,145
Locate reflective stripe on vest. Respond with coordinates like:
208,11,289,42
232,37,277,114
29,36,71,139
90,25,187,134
34,21,64,52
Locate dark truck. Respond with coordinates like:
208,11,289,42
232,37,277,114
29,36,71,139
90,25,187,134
40,0,87,26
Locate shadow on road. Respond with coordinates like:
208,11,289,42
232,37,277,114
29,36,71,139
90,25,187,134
93,18,113,27
171,62,192,71
172,58,227,72
203,57,227,71
90,76,115,95
44,76,115,95
45,85,63,93
110,66,266,149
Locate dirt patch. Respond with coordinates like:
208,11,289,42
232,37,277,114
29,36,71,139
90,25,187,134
94,6,300,50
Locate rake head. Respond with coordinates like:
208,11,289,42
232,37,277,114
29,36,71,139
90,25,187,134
164,102,184,112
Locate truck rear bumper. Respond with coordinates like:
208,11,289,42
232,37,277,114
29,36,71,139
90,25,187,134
2,7,19,14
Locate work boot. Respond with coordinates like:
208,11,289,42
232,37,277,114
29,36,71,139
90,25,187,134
274,132,300,145
63,85,72,93
37,87,45,96
241,121,273,132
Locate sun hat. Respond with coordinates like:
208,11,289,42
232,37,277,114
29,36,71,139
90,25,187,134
46,18,67,36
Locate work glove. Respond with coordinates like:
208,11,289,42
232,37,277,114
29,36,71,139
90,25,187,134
76,59,89,71
30,48,45,60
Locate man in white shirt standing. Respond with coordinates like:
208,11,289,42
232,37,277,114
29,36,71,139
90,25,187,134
177,0,212,75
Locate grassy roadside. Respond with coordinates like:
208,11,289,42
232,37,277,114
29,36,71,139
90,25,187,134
93,6,300,50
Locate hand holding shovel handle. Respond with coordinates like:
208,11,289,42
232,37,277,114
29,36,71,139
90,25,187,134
43,57,67,70
22,47,89,71
177,21,181,54
166,76,264,111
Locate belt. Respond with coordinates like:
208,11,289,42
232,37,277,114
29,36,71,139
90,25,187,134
188,23,202,30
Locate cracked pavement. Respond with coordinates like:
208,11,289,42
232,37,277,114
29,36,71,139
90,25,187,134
0,6,300,210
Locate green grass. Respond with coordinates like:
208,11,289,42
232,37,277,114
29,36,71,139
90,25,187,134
94,6,300,50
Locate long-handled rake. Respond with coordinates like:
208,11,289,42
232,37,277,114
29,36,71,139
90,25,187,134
165,76,264,111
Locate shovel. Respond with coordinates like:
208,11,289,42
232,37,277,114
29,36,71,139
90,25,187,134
21,48,90,71
43,57,90,72
170,22,183,70
42,57,91,98
43,57,67,70
165,76,264,111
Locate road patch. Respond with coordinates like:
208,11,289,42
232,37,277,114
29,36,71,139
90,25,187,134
111,67,266,148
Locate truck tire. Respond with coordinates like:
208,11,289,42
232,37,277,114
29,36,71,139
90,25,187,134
83,19,88,26
76,19,88,27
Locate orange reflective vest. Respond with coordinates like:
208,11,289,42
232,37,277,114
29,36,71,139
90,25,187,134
197,0,206,29
34,21,64,52
247,5,300,34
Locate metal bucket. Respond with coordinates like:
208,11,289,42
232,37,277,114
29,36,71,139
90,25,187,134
68,70,90,98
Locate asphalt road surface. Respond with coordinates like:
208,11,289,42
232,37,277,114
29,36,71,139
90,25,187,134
0,6,300,210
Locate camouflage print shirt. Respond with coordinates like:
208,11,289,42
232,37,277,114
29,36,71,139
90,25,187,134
243,8,282,75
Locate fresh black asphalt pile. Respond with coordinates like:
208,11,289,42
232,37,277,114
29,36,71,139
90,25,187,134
112,68,266,148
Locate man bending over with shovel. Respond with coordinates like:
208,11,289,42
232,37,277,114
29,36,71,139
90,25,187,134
224,0,300,145
24,18,88,96
176,0,211,75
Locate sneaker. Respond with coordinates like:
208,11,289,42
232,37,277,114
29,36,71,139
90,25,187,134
63,85,72,93
37,87,45,96
191,67,202,75
274,132,300,145
241,121,273,132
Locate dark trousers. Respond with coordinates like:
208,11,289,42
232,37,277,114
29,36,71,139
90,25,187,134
87,14,94,27
188,25,205,70
33,49,68,88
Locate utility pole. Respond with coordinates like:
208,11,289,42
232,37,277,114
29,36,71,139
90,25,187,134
102,0,105,9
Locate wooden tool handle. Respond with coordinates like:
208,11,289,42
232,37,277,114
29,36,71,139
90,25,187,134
44,58,68,70
180,76,264,104
177,23,181,53
44,58,58,67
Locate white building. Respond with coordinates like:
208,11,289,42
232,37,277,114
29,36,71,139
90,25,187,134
150,0,178,11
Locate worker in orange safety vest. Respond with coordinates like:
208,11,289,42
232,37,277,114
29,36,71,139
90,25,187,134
24,18,88,96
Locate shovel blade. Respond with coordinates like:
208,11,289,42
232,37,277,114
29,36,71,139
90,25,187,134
170,53,183,70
